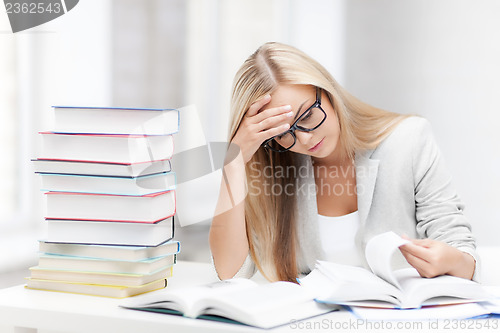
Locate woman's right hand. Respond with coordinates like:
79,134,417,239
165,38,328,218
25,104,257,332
231,94,294,164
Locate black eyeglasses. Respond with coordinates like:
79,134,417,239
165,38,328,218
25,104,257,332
262,88,327,152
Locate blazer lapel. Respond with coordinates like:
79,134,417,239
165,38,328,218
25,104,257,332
355,150,379,226
295,154,322,271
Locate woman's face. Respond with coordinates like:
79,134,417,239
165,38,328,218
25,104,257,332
266,84,341,162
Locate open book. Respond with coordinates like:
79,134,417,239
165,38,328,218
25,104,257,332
120,278,337,329
299,231,490,309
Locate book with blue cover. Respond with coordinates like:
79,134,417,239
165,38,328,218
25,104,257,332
52,106,180,135
38,251,176,274
39,132,174,164
39,171,176,196
38,239,181,261
32,158,172,177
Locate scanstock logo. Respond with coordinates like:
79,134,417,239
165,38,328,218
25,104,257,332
4,0,79,33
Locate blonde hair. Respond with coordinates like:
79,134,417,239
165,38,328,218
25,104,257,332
229,42,408,282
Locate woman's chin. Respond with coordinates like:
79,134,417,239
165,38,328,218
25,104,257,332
311,142,340,160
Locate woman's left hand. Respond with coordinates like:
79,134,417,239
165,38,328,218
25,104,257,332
399,237,475,280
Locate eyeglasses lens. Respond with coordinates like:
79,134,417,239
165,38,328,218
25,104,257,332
272,107,324,149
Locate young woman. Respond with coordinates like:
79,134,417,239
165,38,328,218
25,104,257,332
209,42,478,283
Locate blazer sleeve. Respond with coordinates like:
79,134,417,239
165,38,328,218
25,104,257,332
411,119,481,282
210,253,257,280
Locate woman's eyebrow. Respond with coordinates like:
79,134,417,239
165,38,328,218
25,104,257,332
293,100,309,121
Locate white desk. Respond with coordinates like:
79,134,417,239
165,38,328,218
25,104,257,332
0,261,498,333
0,261,350,333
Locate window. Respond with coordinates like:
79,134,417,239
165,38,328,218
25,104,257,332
0,1,113,273
0,27,18,227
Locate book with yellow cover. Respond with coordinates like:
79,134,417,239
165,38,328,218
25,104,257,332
25,277,167,298
29,265,173,286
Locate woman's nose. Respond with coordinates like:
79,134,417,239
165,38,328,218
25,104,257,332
295,131,313,146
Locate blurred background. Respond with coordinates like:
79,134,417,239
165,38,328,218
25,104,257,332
1,0,500,288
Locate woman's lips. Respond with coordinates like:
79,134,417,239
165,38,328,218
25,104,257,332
308,138,324,152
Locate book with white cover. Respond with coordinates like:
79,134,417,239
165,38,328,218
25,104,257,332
39,239,180,261
46,217,174,246
32,158,171,177
121,279,337,329
299,232,491,309
40,171,176,196
45,191,175,223
38,252,176,274
53,106,179,135
39,132,174,164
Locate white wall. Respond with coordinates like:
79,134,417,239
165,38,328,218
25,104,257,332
343,0,500,246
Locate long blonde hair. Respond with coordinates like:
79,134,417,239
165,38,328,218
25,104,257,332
229,42,408,282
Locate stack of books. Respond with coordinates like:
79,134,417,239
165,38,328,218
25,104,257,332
28,106,180,298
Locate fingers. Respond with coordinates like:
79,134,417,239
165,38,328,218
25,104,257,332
256,110,294,135
399,239,448,278
399,242,430,261
412,239,435,248
232,94,294,164
245,94,293,123
259,123,290,142
244,101,294,143
399,248,432,276
246,94,271,117
244,94,294,137
251,104,293,124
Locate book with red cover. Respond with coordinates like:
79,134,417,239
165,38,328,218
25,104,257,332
45,190,176,223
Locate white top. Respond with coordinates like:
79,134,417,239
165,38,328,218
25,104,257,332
317,211,364,267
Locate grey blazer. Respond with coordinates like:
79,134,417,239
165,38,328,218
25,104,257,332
217,117,480,281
